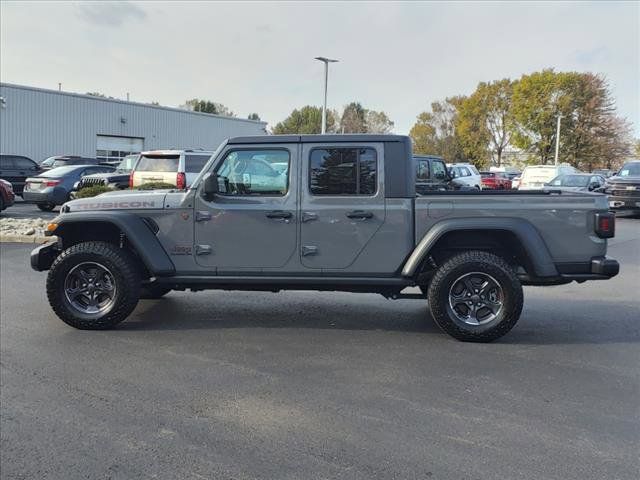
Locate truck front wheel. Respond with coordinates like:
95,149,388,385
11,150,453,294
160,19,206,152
46,241,141,329
427,251,523,342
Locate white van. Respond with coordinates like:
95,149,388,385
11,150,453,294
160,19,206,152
518,164,578,190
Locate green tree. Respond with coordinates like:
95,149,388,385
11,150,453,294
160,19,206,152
272,106,337,134
340,102,368,133
247,113,261,121
182,98,236,117
410,97,467,163
457,79,513,167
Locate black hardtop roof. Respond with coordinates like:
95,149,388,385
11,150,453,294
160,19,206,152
227,134,409,145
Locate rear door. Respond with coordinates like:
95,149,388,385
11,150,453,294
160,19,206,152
300,142,385,270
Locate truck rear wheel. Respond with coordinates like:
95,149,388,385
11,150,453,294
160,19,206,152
427,251,523,342
46,241,141,329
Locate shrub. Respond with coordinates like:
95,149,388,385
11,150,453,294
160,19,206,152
75,185,112,198
136,182,177,190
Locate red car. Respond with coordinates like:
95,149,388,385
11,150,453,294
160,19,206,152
480,171,512,190
0,178,16,211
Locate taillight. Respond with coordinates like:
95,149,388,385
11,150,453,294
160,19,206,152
594,212,615,238
176,172,186,190
129,172,134,189
44,180,60,187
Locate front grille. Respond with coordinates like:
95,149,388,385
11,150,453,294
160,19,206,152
609,185,640,198
79,177,107,188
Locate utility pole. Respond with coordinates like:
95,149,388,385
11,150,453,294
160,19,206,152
58,83,62,91
554,114,563,165
314,57,338,134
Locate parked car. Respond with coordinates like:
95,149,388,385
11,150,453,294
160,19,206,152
518,164,578,190
0,154,41,196
0,179,15,211
76,154,139,191
23,164,115,211
130,150,213,189
447,163,482,190
605,160,640,214
40,156,102,170
480,171,512,190
414,155,457,193
32,134,619,343
511,175,521,190
545,173,606,192
592,168,615,178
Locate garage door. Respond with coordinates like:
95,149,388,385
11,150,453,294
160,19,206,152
96,135,144,163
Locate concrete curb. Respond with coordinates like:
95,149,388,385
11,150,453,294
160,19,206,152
0,235,57,244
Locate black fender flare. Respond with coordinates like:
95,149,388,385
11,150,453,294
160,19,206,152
402,217,558,278
50,211,175,275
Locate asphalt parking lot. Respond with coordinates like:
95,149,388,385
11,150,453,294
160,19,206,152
1,198,59,220
1,219,639,480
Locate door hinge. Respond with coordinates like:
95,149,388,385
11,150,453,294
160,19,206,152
195,211,212,222
302,245,318,256
195,244,212,256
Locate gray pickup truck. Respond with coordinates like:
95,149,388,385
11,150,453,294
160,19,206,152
31,135,619,342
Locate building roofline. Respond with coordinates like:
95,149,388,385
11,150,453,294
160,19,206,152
0,82,267,126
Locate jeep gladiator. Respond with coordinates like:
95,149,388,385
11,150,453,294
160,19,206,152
31,135,620,342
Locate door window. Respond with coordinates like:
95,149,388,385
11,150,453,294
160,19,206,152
14,157,36,170
309,147,377,195
432,161,447,179
416,160,430,180
215,149,290,196
0,156,16,169
459,167,471,177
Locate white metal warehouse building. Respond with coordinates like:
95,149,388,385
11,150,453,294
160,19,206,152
0,83,267,163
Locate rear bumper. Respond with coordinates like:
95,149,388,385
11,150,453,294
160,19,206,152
22,188,67,205
30,241,60,271
559,256,620,281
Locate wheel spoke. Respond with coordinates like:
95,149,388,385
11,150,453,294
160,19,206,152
64,262,117,315
484,298,502,314
448,272,504,326
463,277,476,295
466,304,480,325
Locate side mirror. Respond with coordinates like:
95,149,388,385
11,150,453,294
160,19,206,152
588,182,599,191
202,173,219,199
72,181,80,191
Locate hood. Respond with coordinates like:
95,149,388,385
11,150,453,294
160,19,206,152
607,175,640,184
62,189,170,212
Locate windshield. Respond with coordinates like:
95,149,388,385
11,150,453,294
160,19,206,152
617,162,640,177
136,155,179,172
117,155,138,172
41,157,57,167
549,174,590,187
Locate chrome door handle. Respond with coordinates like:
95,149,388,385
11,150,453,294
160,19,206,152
346,210,373,219
301,212,318,223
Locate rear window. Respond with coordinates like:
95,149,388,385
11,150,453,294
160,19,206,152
480,172,494,178
136,155,179,172
185,154,210,173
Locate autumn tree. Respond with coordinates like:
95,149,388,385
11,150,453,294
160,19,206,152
365,110,394,134
410,97,467,163
182,98,236,117
457,79,513,167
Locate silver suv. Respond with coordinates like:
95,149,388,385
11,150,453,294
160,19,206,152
130,150,213,189
447,163,482,190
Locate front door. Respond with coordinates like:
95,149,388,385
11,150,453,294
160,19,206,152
194,144,298,273
300,143,385,270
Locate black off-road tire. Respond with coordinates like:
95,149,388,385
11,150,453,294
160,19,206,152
46,241,141,329
140,284,171,299
37,202,55,212
427,250,523,342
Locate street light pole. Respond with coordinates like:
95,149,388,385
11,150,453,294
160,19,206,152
554,114,563,166
315,57,338,134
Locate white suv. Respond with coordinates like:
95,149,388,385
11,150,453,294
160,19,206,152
518,164,578,190
447,163,482,190
130,150,213,189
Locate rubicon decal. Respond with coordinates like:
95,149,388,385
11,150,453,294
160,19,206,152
75,201,156,210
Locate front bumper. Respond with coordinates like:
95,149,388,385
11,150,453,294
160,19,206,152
30,241,60,271
607,195,640,211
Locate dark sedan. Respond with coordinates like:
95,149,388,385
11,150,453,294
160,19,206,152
22,164,115,211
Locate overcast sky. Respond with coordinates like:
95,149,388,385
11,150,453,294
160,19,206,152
1,1,638,135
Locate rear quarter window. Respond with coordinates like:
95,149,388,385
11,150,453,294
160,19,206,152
185,155,211,173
